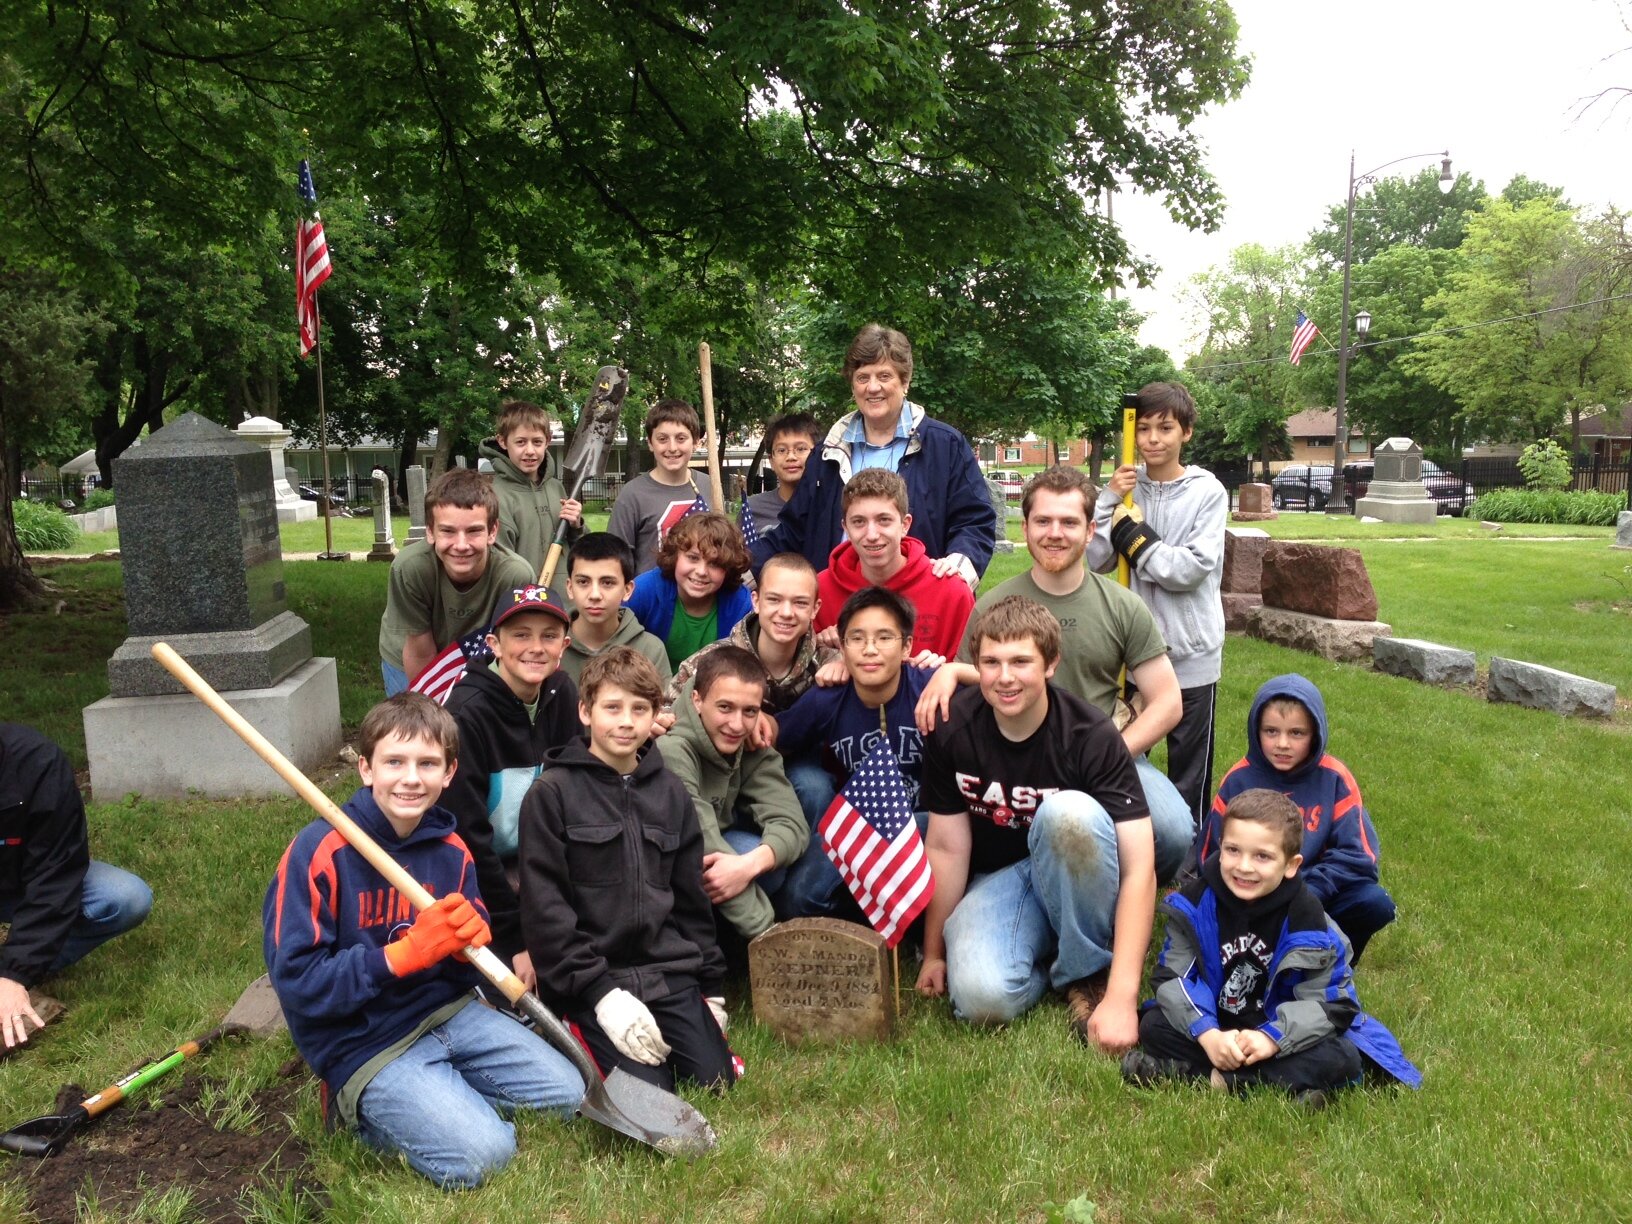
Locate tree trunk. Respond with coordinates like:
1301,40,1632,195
1258,424,1273,482
0,413,45,611
1087,435,1105,480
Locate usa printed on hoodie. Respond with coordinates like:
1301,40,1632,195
1198,674,1383,908
263,789,487,1126
813,535,975,661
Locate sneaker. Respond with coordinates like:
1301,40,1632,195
1064,970,1109,1044
1120,1049,1192,1087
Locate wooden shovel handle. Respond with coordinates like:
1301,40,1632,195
698,341,725,512
149,643,525,1004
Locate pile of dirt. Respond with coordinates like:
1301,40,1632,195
9,1070,325,1223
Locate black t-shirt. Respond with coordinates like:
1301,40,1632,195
920,683,1149,875
1206,856,1299,1031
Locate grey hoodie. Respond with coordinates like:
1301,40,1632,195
1086,464,1227,687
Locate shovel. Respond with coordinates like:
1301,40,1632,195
540,364,630,588
0,1024,240,1158
150,642,716,1158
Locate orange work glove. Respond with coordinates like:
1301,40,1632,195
383,893,490,978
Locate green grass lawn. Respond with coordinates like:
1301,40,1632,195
3,540,1630,1221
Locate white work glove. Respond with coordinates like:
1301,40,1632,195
594,988,671,1066
705,995,729,1035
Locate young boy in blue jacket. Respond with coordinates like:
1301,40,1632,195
1125,788,1419,1107
264,693,583,1190
1195,673,1396,962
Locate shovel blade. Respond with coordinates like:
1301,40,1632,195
588,1069,717,1158
0,1112,80,1158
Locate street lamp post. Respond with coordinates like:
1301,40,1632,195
1329,149,1454,514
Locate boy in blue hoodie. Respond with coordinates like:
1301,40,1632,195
1124,788,1419,1106
1196,674,1396,962
264,694,583,1190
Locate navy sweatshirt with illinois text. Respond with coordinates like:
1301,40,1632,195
263,789,487,1108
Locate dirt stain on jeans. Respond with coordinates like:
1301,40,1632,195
1048,815,1101,878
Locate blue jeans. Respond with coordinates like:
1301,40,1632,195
381,659,408,696
942,787,1191,1025
1324,881,1397,963
777,757,844,920
1134,756,1191,885
355,1000,584,1189
0,861,152,976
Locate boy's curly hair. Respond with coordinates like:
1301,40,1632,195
655,512,749,593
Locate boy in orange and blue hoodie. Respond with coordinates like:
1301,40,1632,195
1195,674,1396,962
264,694,582,1189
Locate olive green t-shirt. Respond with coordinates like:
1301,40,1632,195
961,569,1167,715
666,603,718,670
378,540,536,671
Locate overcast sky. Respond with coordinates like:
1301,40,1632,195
1115,0,1632,360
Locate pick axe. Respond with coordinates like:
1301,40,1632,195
540,365,629,588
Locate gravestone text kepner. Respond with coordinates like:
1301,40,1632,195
368,471,397,562
105,413,311,697
748,918,895,1044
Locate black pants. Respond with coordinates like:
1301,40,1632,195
1137,1005,1362,1094
569,987,738,1093
1165,683,1218,833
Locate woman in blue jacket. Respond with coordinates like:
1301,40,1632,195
749,324,997,588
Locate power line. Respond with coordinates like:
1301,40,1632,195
1186,290,1632,373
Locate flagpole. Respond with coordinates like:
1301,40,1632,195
314,309,348,562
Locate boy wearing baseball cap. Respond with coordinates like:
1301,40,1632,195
442,585,578,989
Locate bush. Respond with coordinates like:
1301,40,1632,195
1517,439,1572,491
83,488,115,511
12,499,81,549
1468,488,1624,526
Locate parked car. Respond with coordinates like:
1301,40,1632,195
1342,459,1474,515
987,469,1026,499
1269,464,1333,510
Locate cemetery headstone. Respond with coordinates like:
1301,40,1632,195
985,478,1015,553
748,918,895,1044
1614,510,1631,551
236,416,315,523
1354,436,1435,524
1248,541,1390,661
84,412,342,799
406,465,428,545
367,472,396,562
1232,482,1277,522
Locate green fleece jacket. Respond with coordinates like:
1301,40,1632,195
657,679,809,938
559,609,671,686
480,436,572,575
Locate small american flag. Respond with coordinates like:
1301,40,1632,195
1288,311,1320,365
819,743,934,947
296,160,332,358
408,627,494,705
738,501,760,546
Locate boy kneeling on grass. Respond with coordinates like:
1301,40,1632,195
264,694,584,1190
519,648,739,1092
1124,788,1420,1108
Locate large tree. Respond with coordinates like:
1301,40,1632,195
1402,199,1632,448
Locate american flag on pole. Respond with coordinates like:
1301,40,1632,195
738,500,760,546
819,743,934,947
407,626,494,706
296,160,332,358
1288,311,1320,365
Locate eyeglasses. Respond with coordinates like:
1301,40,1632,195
843,631,901,649
772,444,812,460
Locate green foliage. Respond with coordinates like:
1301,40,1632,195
1043,1194,1098,1223
1309,166,1486,267
12,498,78,549
83,487,116,511
1518,438,1572,490
1468,488,1624,526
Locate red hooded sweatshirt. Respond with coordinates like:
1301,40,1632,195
814,536,975,660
